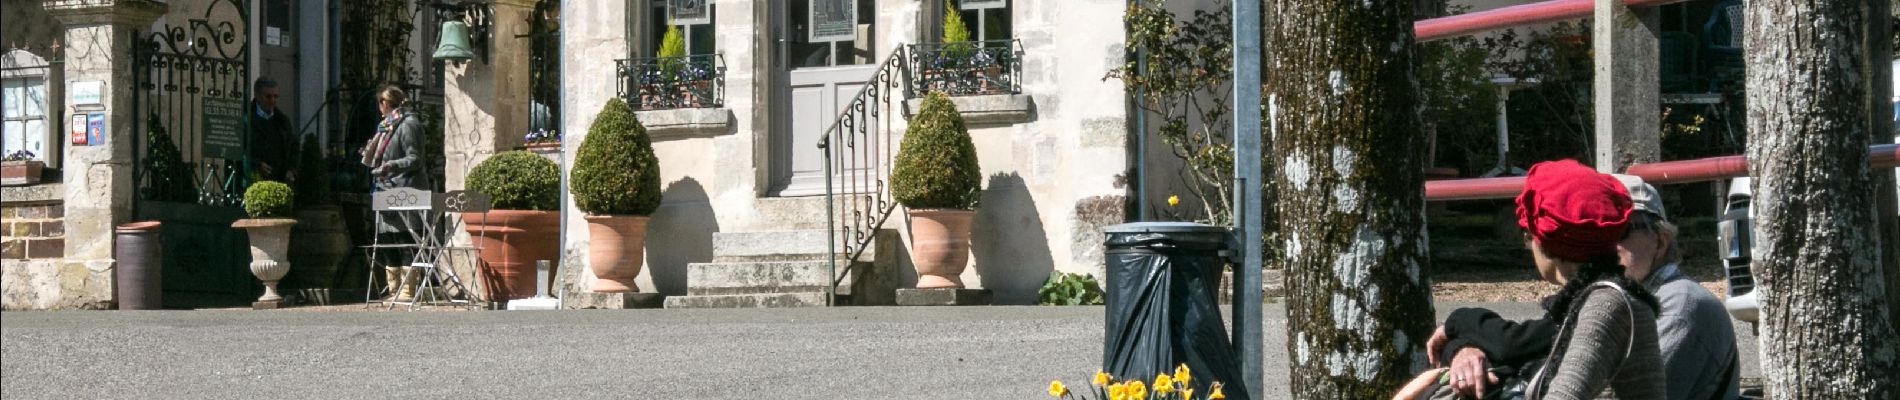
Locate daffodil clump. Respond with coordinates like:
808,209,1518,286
1048,364,1227,400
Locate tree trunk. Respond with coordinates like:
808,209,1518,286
1266,0,1437,397
1745,0,1900,398
1871,0,1900,348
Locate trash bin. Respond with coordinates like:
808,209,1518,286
115,221,163,310
1103,222,1248,400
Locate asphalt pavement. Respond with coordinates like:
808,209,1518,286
1,303,1758,399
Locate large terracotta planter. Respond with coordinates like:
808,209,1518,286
464,209,561,301
234,218,299,303
2,160,44,186
585,215,649,293
910,209,975,289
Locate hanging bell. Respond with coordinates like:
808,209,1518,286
432,19,477,63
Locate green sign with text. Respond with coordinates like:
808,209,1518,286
201,97,245,159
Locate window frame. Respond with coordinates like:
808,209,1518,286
1,49,56,168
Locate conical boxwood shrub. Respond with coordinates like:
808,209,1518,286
467,151,560,211
891,92,980,210
142,114,197,203
571,98,662,216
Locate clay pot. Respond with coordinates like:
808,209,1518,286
585,215,649,293
909,209,975,289
2,160,44,186
463,209,561,301
234,218,299,302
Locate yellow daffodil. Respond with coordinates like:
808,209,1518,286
1153,374,1174,394
1182,388,1194,399
1174,364,1191,385
1168,195,1180,207
1109,383,1128,400
1048,380,1068,397
1208,384,1226,400
1128,380,1148,400
1094,370,1112,387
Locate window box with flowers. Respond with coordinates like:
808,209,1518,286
2,150,45,186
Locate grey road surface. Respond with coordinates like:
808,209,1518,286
2,304,1758,399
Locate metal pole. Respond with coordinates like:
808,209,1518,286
1231,0,1264,397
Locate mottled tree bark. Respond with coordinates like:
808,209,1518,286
1265,0,1437,397
1745,0,1900,398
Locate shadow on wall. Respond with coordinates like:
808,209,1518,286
644,177,716,295
973,172,1055,304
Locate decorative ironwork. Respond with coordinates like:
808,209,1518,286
906,39,1022,97
615,54,727,111
820,47,913,305
132,0,252,207
525,0,560,131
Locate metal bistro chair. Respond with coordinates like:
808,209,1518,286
363,188,489,310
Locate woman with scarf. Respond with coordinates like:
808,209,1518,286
1398,159,1665,400
360,85,432,301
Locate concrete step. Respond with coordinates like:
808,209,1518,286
712,230,884,262
684,260,865,296
663,292,830,309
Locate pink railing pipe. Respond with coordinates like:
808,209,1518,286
1414,0,1689,42
1424,144,1900,201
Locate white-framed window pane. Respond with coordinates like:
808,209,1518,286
23,81,45,118
1,80,21,117
2,120,23,155
24,119,45,159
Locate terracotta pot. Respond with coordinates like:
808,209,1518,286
234,218,299,302
2,160,45,186
909,209,975,289
585,215,649,293
463,209,561,301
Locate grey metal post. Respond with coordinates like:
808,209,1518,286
1231,0,1264,397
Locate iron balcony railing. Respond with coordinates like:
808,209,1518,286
616,54,727,111
821,47,914,306
906,39,1023,97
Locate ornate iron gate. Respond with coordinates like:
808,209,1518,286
130,0,255,308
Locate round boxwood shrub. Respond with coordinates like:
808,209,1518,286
467,151,560,211
891,92,981,210
243,181,294,219
571,98,663,216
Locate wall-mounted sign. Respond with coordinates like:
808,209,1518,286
69,114,87,145
960,0,1006,10
85,113,105,146
669,0,710,25
201,97,245,159
809,0,857,43
70,81,103,107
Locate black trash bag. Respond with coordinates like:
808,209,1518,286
1103,223,1250,400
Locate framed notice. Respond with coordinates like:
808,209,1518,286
668,0,710,25
960,0,1005,10
69,114,87,145
85,113,105,146
201,97,245,159
808,0,856,43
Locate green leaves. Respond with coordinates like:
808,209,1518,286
1038,271,1105,306
242,180,294,218
891,92,981,210
467,151,560,211
142,114,198,203
571,98,663,216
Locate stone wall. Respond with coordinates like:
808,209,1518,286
2,201,65,260
3,182,110,310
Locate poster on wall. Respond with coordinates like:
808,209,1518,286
69,114,87,145
809,0,856,43
85,113,105,146
669,0,710,25
960,0,1006,10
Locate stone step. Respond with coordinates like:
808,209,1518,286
663,292,831,309
684,260,872,296
712,230,884,262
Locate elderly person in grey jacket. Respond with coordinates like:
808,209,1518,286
359,85,433,300
1614,175,1741,400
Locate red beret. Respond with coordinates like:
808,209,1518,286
1515,159,1632,261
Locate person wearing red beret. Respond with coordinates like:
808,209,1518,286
1398,160,1666,400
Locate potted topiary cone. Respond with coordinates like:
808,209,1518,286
233,181,297,307
891,92,982,289
572,98,663,293
464,151,562,302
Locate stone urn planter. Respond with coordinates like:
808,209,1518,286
233,218,298,304
464,209,561,301
584,215,649,292
910,209,975,289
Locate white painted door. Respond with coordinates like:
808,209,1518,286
771,0,876,197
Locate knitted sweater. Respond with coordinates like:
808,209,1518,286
1535,287,1666,400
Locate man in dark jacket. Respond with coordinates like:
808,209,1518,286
248,77,295,182
1426,176,1741,400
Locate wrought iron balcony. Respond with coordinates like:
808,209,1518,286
616,54,727,111
906,39,1022,97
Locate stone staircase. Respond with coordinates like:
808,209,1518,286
663,229,899,308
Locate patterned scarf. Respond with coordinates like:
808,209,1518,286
361,110,402,169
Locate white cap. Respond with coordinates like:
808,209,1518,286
1612,174,1666,221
